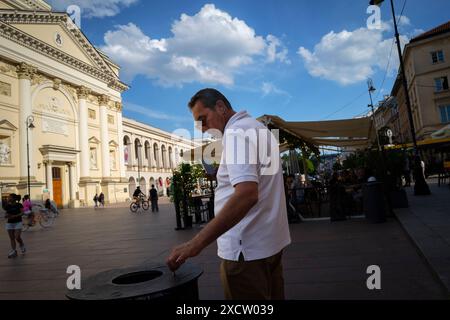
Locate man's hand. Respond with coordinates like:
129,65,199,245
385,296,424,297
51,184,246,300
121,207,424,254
166,239,202,272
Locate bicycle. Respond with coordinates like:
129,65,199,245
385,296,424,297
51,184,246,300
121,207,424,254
130,195,149,213
22,205,55,231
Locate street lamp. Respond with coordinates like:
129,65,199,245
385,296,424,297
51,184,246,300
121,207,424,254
26,115,35,197
369,0,430,195
367,79,382,152
370,0,418,150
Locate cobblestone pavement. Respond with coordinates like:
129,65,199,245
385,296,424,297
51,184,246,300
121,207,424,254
0,197,447,300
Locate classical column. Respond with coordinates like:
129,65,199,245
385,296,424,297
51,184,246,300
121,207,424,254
17,62,37,180
157,144,163,170
148,141,154,169
116,103,126,180
68,162,77,201
98,95,111,178
77,86,91,179
45,161,53,199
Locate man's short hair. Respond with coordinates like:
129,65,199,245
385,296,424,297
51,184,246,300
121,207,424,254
188,88,232,110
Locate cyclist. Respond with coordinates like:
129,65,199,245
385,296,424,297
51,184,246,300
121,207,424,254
132,186,145,203
45,199,59,216
4,194,26,258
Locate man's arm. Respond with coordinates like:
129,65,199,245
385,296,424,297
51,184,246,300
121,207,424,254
166,181,258,271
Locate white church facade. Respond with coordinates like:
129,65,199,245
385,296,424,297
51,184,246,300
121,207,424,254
0,0,195,208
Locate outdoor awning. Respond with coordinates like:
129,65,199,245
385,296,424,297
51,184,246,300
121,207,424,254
183,114,375,162
258,115,374,149
431,124,450,139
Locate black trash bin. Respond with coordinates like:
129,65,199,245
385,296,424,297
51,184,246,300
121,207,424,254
363,182,387,223
66,262,203,301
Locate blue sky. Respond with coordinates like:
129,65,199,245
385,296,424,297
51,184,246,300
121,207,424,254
48,0,450,136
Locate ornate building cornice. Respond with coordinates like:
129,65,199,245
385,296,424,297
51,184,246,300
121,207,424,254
0,12,129,93
77,86,91,99
16,62,37,80
98,94,110,106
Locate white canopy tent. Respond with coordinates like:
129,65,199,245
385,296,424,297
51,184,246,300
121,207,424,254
182,115,375,162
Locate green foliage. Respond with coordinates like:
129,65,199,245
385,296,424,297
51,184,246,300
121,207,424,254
270,125,320,157
170,163,207,216
341,148,407,181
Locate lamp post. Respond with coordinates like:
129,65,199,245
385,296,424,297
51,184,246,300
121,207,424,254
26,115,35,197
369,0,430,194
368,0,418,149
367,79,382,152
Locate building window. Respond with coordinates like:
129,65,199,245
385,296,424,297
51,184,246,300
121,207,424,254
439,105,450,123
431,50,445,64
0,135,11,165
88,109,96,120
108,115,114,125
435,76,449,92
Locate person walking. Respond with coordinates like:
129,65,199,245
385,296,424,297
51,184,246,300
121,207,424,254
149,184,159,212
93,193,99,208
167,88,291,300
98,193,105,208
4,194,26,258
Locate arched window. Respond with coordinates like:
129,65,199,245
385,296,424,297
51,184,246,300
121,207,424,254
144,141,150,159
123,136,131,165
134,138,141,159
153,143,159,168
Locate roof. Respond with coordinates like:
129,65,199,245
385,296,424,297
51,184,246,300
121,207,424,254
410,20,450,43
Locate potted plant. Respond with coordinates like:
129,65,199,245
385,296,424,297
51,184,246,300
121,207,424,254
171,163,206,229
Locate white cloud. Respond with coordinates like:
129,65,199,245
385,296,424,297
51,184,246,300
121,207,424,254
101,4,289,86
397,15,411,28
261,82,290,98
266,35,291,64
298,22,409,85
47,0,138,18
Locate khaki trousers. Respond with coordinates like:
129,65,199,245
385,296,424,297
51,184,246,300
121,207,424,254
220,250,285,300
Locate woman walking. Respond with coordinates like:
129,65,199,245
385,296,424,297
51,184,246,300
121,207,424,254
4,194,26,258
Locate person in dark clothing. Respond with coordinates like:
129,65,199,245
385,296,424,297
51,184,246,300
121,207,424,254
149,185,159,212
132,187,145,206
4,194,26,258
93,193,99,207
98,193,105,207
329,171,347,221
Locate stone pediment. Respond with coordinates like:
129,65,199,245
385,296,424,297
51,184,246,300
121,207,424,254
109,140,119,147
0,119,17,131
0,10,128,92
89,136,101,144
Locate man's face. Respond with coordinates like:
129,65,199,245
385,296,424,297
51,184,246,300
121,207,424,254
191,100,226,134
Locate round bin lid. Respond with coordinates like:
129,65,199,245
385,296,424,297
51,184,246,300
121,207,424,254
66,262,203,300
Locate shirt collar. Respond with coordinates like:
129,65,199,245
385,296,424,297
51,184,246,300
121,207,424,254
224,110,250,132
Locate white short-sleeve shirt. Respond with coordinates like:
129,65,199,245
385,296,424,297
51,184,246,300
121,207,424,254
214,111,291,261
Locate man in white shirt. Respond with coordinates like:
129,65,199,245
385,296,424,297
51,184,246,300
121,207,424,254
167,88,291,300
